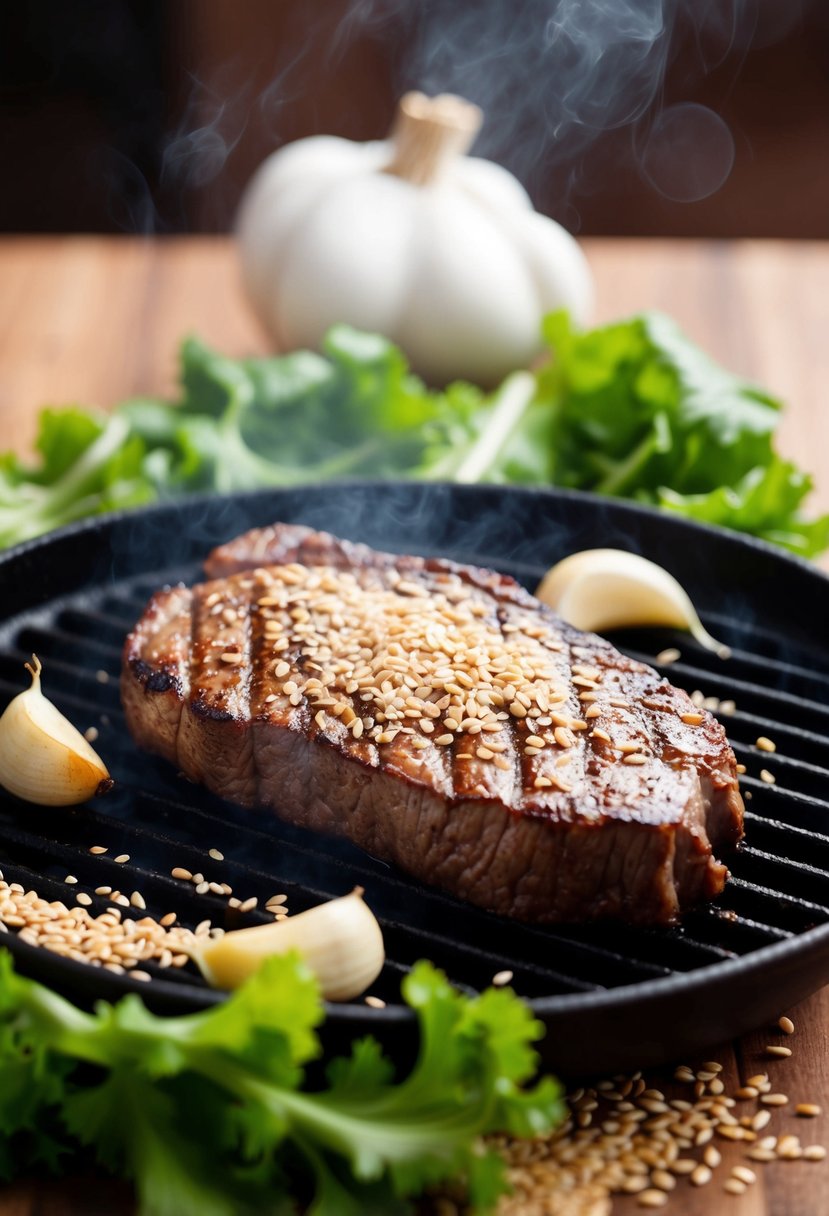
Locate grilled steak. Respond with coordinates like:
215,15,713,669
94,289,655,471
122,524,744,924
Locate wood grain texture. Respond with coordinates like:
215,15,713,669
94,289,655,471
0,236,826,1215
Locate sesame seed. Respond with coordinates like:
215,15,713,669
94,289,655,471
796,1104,822,1117
761,1093,789,1106
732,1166,756,1185
220,652,243,665
195,882,209,895
364,996,386,1009
765,1045,792,1058
491,970,513,987
131,970,152,982
114,854,129,864
651,1169,675,1191
94,886,112,896
208,848,224,861
778,1015,795,1035
130,892,146,910
656,648,681,665
171,867,192,881
760,769,776,785
756,736,777,752
637,1190,667,1208
160,913,177,927
752,1110,772,1131
64,875,78,885
690,1164,712,1186
747,1147,776,1162
804,1146,827,1161
95,670,110,684
89,846,108,855
680,712,704,726
76,893,92,907
239,897,258,913
723,1179,746,1195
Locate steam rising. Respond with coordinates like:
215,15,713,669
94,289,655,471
150,0,805,230
386,0,752,208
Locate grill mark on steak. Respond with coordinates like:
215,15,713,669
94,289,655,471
122,523,744,924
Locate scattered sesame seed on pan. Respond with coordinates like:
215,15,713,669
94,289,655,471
0,877,198,972
208,848,224,861
88,845,108,855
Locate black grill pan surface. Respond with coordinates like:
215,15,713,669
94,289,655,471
0,483,828,1076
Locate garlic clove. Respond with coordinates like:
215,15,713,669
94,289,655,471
194,887,385,1001
536,549,730,657
0,656,112,806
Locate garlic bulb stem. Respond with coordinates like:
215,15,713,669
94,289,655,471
384,91,483,186
0,656,112,805
194,887,385,1001
536,549,730,658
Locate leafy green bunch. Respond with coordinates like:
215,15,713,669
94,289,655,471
0,951,563,1215
2,313,826,556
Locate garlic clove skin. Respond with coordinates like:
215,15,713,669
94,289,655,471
194,887,385,1001
0,657,112,806
536,549,729,657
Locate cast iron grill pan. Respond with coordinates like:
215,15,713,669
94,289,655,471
0,484,827,1075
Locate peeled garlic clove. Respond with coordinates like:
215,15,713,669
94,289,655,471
194,887,385,1001
536,549,729,657
0,656,112,806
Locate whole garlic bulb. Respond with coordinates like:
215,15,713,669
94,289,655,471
236,92,593,386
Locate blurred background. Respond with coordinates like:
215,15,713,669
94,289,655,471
2,0,828,239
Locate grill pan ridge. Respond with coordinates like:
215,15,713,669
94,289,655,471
0,483,828,1074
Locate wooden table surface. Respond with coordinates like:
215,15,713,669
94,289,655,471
0,236,827,1215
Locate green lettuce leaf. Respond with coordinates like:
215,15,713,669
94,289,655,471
0,950,562,1214
0,317,825,558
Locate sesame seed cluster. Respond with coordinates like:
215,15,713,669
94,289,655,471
206,562,635,788
481,1032,825,1215
0,873,200,980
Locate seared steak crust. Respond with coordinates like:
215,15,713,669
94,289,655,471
122,524,744,924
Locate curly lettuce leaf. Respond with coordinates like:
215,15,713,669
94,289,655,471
0,950,562,1215
535,311,828,555
1,317,825,558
